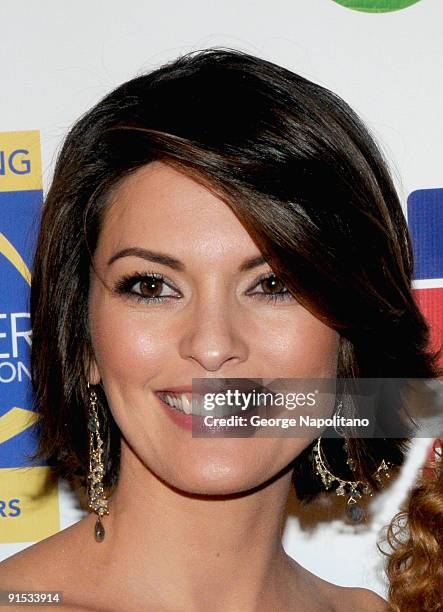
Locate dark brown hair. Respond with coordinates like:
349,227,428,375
29,47,442,502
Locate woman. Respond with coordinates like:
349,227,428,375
0,47,440,610
386,438,443,611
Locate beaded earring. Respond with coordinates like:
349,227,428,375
313,436,392,523
86,381,109,542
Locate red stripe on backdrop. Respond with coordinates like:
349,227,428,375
413,287,443,370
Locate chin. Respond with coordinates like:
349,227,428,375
159,461,271,497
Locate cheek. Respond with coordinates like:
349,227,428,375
256,311,339,378
89,298,172,384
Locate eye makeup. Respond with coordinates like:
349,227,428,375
113,270,296,305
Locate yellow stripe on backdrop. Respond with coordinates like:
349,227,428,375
0,468,60,543
0,407,40,445
0,131,42,192
0,232,32,286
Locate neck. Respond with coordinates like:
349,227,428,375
94,439,300,611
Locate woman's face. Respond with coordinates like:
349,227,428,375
88,161,340,495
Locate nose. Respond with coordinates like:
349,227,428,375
178,295,248,372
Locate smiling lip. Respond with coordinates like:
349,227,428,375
155,380,273,420
155,378,270,437
155,391,260,436
158,379,269,396
158,385,193,394
157,398,192,429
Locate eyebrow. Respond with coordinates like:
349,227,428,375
107,247,266,272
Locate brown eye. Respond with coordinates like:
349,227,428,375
115,272,179,304
260,275,286,294
138,277,164,298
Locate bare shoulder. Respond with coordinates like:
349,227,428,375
0,542,54,589
339,586,387,610
0,515,92,591
311,573,387,611
288,559,387,611
315,580,387,611
0,515,113,611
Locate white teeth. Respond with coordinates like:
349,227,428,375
181,393,192,414
162,392,190,414
165,394,175,407
161,391,267,415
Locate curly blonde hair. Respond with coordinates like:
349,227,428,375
386,440,443,611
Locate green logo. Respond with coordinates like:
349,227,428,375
331,0,422,12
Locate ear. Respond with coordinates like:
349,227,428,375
83,345,101,385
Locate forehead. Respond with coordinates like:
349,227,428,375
95,161,258,262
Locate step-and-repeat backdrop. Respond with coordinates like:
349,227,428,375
1,0,442,598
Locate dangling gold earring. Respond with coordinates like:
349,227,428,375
313,436,391,524
87,381,109,542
